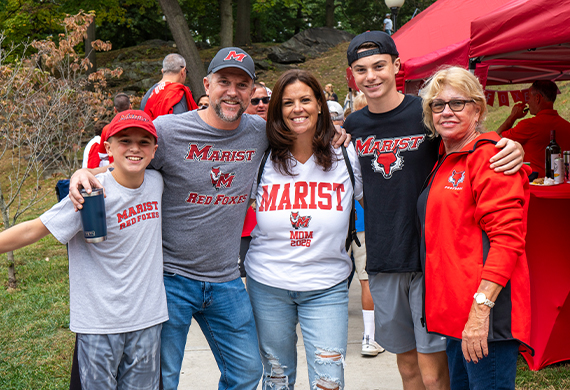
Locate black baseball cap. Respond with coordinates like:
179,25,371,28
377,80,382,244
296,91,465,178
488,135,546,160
208,47,256,80
347,31,399,66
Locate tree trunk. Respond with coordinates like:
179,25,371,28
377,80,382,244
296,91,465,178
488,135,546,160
219,0,233,48
325,0,335,28
235,0,251,46
295,5,302,35
157,0,206,98
253,16,262,43
7,251,16,288
85,20,97,74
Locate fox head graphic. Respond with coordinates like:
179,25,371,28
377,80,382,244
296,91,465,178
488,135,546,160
448,170,465,188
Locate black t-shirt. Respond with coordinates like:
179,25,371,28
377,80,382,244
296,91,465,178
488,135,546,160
344,95,439,273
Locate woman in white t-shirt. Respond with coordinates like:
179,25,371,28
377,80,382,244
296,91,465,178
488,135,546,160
245,69,363,390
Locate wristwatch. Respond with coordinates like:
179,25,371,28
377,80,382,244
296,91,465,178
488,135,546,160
473,292,495,308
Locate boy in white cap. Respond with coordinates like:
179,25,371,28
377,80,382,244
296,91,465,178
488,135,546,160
0,110,167,390
327,100,345,127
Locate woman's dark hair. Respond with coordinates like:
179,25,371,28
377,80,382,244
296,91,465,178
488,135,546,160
266,69,336,176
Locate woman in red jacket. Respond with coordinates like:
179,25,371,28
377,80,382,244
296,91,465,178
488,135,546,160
417,67,531,390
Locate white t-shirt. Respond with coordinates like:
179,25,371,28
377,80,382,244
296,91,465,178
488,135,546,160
245,145,363,291
384,18,393,31
40,170,168,334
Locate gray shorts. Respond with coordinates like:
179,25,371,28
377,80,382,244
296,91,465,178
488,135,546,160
369,272,446,354
77,324,162,390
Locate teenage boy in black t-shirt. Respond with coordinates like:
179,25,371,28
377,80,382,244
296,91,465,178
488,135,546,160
343,31,524,390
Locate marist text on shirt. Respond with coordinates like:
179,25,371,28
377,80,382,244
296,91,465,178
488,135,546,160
117,201,160,230
185,143,257,162
354,135,425,155
258,181,346,212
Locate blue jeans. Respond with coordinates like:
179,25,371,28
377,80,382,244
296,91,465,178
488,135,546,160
161,273,262,390
247,276,348,390
447,339,519,390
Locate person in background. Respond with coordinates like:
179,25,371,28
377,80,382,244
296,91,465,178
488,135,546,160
196,94,209,109
353,93,367,112
343,89,360,111
383,14,393,36
345,94,385,357
83,93,131,169
418,66,531,390
327,100,345,126
496,80,570,176
245,83,270,120
246,69,362,390
259,81,273,97
325,83,339,102
140,53,198,119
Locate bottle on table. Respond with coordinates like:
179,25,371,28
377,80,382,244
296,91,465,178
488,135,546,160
563,150,570,183
545,130,561,181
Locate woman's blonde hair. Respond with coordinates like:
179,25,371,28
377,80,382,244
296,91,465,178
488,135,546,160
419,66,487,138
353,93,368,111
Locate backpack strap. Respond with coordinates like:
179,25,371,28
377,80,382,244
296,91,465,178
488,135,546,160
257,148,270,188
341,145,361,249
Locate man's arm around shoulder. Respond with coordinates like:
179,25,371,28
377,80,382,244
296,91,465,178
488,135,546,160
69,166,109,211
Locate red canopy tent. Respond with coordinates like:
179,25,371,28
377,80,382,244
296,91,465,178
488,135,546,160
469,0,570,87
392,0,513,93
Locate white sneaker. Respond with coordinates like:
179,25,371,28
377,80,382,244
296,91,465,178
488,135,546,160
361,335,385,356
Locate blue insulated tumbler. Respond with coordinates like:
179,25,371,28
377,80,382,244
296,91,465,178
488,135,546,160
79,188,107,243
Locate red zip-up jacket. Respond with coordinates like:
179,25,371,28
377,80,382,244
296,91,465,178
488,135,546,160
417,131,532,351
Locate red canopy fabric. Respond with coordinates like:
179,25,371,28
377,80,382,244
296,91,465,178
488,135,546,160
392,0,513,92
469,0,570,86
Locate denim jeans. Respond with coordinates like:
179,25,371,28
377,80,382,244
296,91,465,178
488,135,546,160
247,276,349,390
161,273,262,390
77,324,162,390
447,339,519,390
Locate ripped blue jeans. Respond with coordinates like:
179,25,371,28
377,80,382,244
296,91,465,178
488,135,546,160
247,276,348,390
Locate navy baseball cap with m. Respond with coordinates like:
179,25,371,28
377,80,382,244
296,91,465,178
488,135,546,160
347,31,399,66
208,47,256,80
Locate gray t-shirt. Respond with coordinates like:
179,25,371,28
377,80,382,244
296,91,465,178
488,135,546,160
140,82,189,114
40,170,168,334
151,111,268,282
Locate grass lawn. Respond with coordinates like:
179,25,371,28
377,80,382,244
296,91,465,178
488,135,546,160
2,41,570,389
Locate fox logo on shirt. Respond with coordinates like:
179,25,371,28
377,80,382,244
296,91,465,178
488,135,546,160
290,211,311,229
355,135,424,179
448,170,465,188
210,166,235,190
372,149,404,179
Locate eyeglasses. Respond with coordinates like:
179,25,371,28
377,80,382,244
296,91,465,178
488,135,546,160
180,66,188,76
430,99,475,113
251,97,270,106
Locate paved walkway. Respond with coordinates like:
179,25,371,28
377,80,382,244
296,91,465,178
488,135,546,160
178,279,403,390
